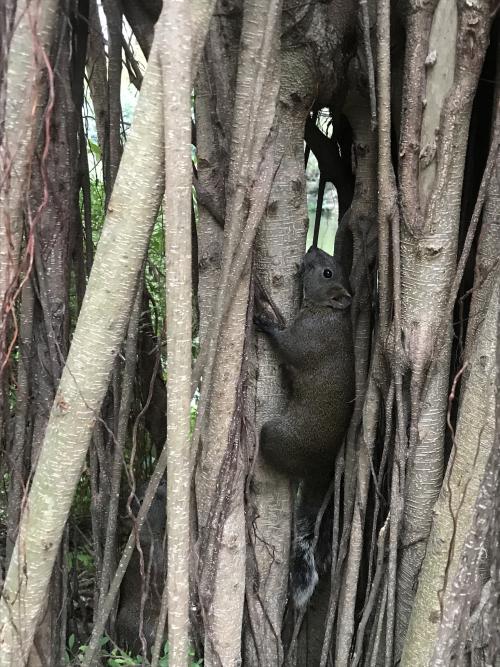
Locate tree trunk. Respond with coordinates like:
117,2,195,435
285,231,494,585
0,0,59,453
402,66,500,666
159,0,192,663
245,43,317,667
394,0,494,656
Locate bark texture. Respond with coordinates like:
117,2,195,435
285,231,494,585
194,2,283,663
334,74,378,665
159,2,193,664
0,39,166,665
395,0,494,655
0,0,59,438
402,65,500,667
1,1,498,664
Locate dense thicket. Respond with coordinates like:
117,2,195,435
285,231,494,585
0,1,498,666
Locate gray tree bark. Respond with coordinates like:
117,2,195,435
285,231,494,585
0,0,59,447
395,0,494,657
402,69,500,667
158,0,192,663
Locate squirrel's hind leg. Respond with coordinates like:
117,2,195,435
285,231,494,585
259,417,304,479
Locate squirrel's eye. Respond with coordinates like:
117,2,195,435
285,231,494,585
323,269,333,278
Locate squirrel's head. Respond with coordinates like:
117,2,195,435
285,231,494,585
301,247,351,309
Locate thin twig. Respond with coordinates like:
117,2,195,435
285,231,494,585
370,575,388,667
359,0,377,129
352,518,389,666
97,284,142,620
375,0,392,338
446,129,500,315
319,450,345,666
121,35,143,90
366,379,393,589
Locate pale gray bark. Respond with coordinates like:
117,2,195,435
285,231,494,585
430,300,500,667
402,80,500,667
197,282,249,666
395,0,494,655
375,0,402,661
27,12,79,664
195,5,240,349
193,11,240,663
1,0,495,663
157,1,192,664
0,5,77,665
403,204,499,666
0,0,217,658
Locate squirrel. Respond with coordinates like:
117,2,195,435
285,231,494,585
115,479,167,657
255,246,355,608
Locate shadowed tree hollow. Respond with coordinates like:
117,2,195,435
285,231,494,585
0,0,498,666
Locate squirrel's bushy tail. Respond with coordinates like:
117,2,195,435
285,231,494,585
291,515,319,608
291,482,333,608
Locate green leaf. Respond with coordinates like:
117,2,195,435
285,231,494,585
88,138,101,159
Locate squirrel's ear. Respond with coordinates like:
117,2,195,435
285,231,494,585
300,246,320,275
330,284,351,310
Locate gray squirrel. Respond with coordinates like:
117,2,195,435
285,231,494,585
255,246,355,607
